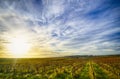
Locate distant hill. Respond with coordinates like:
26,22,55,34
64,54,120,58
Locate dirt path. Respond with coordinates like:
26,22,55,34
92,61,114,79
79,61,118,79
78,61,96,79
88,61,95,79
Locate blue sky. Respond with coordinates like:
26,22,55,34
0,0,120,57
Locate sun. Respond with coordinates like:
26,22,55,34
7,36,31,58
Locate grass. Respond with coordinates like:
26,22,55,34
93,63,109,79
0,56,119,79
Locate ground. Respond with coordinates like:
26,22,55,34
0,56,120,79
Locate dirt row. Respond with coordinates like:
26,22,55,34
86,61,119,79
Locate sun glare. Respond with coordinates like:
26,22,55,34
7,36,31,58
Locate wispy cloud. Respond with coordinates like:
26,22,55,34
0,0,120,57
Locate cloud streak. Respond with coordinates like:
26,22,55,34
0,0,120,57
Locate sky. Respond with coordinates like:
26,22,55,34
0,0,120,58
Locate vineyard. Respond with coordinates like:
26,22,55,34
0,56,120,79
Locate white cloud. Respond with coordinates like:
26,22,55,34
0,0,120,57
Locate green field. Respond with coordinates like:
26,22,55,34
0,56,120,79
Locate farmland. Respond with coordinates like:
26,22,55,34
0,56,120,79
